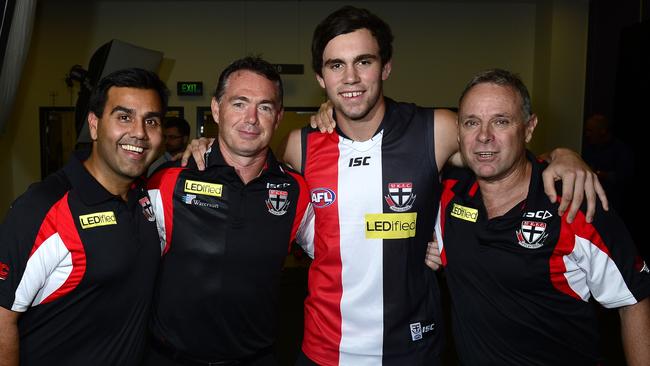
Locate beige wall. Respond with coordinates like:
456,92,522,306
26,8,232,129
0,0,589,220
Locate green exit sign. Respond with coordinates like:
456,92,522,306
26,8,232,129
177,81,203,96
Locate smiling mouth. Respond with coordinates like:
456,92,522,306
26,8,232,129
120,144,145,154
476,152,496,158
340,91,363,98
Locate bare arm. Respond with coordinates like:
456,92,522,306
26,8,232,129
542,148,608,223
433,108,460,172
619,297,650,366
278,129,303,173
0,307,20,366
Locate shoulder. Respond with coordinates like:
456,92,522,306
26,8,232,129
11,171,70,215
147,166,187,190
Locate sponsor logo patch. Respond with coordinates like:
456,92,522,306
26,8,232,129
385,182,416,212
0,262,9,280
266,189,290,216
184,180,222,197
409,321,435,341
311,188,336,208
79,211,117,229
139,196,156,222
182,194,219,209
266,182,291,189
515,220,549,249
365,212,417,239
451,203,478,222
523,210,553,220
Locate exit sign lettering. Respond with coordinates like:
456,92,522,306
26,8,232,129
177,81,203,96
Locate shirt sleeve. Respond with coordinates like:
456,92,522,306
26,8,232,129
287,170,314,258
568,207,650,308
147,168,184,255
0,186,73,312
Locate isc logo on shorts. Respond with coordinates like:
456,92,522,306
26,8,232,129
184,180,222,197
451,203,478,222
79,211,117,229
365,212,417,239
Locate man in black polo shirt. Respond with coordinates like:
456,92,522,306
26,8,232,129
428,69,650,365
143,57,312,366
0,68,168,366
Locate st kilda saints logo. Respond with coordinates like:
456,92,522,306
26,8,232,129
139,197,156,222
266,189,290,216
516,220,549,249
385,182,416,212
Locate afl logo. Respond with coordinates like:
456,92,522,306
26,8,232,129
311,188,336,208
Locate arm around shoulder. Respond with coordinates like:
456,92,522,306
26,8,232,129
433,108,460,171
0,306,20,366
278,129,303,173
619,297,650,366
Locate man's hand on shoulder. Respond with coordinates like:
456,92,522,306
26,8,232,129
180,137,214,171
543,147,608,223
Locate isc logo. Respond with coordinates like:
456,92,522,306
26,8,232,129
348,156,371,167
311,188,336,208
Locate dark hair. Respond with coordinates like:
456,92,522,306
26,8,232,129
213,56,283,107
88,68,169,117
311,6,393,76
164,116,190,137
459,69,532,120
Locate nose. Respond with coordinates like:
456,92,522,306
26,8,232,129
343,65,360,84
244,106,259,125
477,123,494,143
131,118,148,140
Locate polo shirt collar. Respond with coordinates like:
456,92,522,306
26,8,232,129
63,150,144,206
204,140,284,178
463,150,544,219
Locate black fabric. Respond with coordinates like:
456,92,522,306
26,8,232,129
148,144,308,360
439,152,650,366
0,152,160,365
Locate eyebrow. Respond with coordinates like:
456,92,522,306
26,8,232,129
110,106,163,119
229,95,277,106
323,54,378,67
461,113,513,119
144,111,164,120
110,105,134,115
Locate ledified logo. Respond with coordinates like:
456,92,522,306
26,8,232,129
79,211,117,229
184,180,223,197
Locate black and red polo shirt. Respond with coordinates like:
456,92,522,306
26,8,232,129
0,152,161,365
146,143,311,361
435,152,650,365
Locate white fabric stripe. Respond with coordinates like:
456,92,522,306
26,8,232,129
564,235,637,308
296,203,315,259
12,232,72,311
338,134,384,363
435,203,444,253
148,188,166,254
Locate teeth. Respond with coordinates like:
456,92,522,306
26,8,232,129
341,91,362,98
478,152,494,158
121,144,144,153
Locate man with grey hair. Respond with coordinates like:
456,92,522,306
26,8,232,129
428,68,650,365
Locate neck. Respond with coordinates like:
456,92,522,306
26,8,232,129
218,142,267,184
83,154,132,201
337,96,386,141
478,160,532,219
